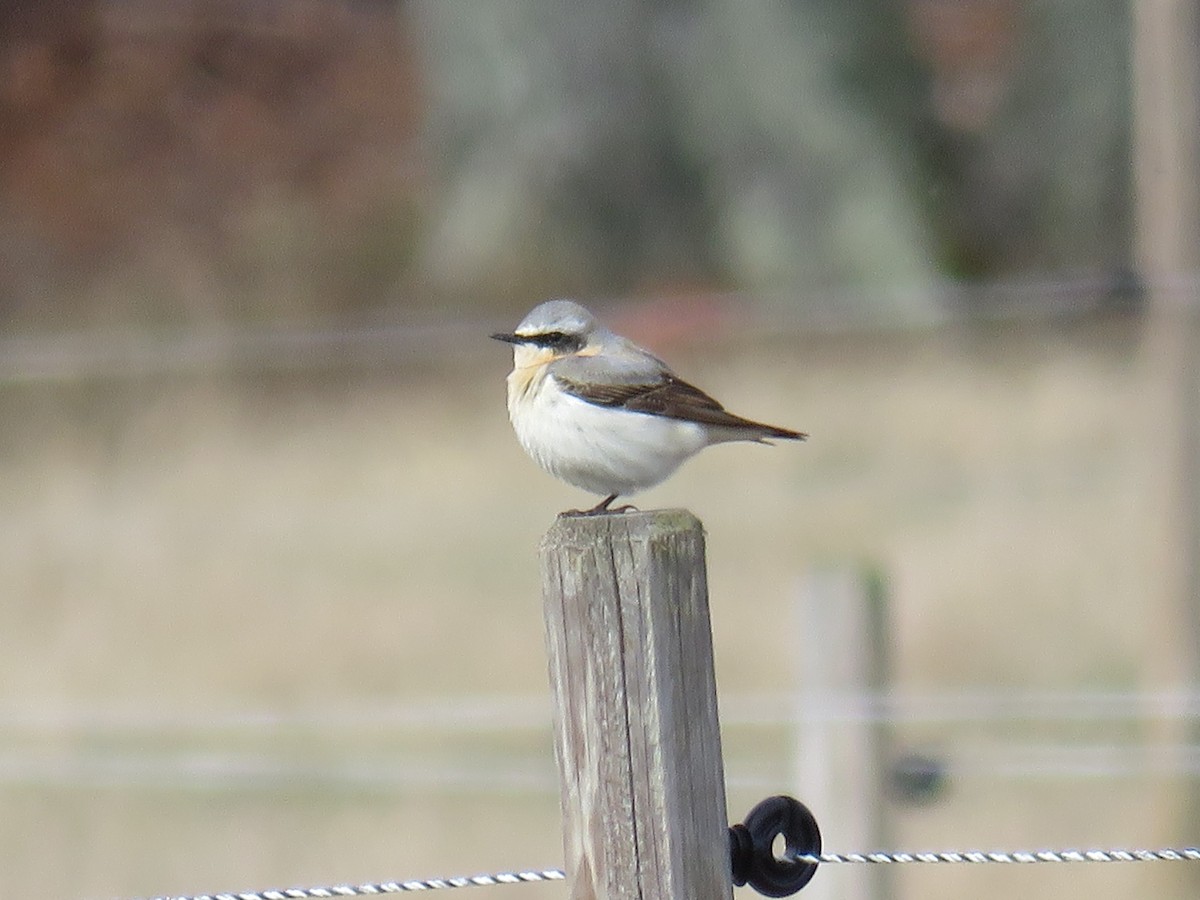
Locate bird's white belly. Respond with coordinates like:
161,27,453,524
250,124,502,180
508,371,709,497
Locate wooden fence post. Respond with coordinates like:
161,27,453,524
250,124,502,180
540,509,732,900
793,565,892,900
1133,0,1200,876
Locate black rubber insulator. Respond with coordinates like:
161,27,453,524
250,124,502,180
728,795,821,897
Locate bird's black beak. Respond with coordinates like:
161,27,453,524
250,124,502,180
491,332,523,344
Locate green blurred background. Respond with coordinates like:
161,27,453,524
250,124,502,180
1,2,1198,899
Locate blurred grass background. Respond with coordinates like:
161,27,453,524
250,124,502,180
0,2,1198,899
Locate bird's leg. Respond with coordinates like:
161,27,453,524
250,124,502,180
561,494,638,516
581,494,619,516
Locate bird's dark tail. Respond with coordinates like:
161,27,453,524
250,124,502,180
758,424,807,441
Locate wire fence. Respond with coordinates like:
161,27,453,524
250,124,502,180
2,276,1196,385
3,687,1199,733
71,683,1200,899
8,744,1200,798
7,280,1197,899
6,690,1200,793
137,845,1200,900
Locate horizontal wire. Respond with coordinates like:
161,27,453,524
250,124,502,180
793,847,1200,864
141,846,1200,899
143,869,567,900
10,691,1200,795
4,276,1196,384
6,688,1200,735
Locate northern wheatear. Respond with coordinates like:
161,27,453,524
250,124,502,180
492,299,806,514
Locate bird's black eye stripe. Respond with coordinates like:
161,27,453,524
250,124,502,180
532,331,582,351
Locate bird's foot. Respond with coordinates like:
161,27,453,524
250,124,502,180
560,494,638,517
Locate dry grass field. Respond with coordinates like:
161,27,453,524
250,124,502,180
1,311,1195,899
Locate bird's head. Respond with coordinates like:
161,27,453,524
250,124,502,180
492,299,598,367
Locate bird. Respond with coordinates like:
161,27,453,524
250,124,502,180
492,299,806,515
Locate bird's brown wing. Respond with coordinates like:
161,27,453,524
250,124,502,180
555,371,806,439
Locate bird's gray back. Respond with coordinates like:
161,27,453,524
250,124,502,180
549,334,672,386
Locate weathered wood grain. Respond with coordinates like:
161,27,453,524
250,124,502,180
540,510,731,900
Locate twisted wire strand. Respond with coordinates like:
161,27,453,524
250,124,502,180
142,847,1200,899
792,847,1200,865
145,869,566,899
